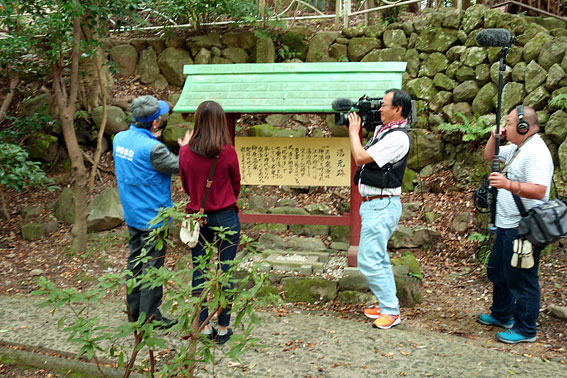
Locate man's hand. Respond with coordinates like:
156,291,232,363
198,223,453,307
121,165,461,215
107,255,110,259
178,129,192,147
488,172,509,189
348,112,362,135
151,128,162,139
491,126,506,139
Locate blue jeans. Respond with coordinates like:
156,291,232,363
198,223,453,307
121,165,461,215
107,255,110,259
191,209,240,327
357,197,402,315
487,227,542,338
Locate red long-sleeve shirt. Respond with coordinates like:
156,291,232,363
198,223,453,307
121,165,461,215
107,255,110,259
179,144,241,213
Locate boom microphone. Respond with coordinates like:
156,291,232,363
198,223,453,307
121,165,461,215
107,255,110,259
476,28,513,47
331,98,355,112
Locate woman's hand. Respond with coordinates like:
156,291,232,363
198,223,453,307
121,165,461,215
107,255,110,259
178,129,193,147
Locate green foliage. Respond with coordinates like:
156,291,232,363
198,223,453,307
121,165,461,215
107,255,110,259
254,27,280,42
0,143,55,192
468,232,492,265
277,44,300,61
550,94,567,112
1,0,144,74
1,111,56,145
32,201,278,376
143,0,260,29
437,112,493,143
408,272,423,281
467,232,489,243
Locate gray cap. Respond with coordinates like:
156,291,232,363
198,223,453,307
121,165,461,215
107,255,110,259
131,95,170,123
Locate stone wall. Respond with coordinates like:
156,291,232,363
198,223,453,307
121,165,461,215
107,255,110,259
105,6,567,179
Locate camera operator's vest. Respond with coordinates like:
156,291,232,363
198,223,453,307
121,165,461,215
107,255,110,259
354,128,410,189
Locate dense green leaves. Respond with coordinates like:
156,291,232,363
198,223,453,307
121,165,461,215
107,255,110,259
1,112,56,145
0,143,54,192
142,0,260,28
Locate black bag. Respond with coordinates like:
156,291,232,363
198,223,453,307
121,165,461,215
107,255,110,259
473,174,492,213
515,197,567,247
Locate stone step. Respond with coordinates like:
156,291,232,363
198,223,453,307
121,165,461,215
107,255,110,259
242,251,329,274
261,249,335,263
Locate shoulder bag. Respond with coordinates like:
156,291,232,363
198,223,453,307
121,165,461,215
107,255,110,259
180,156,218,248
513,178,567,249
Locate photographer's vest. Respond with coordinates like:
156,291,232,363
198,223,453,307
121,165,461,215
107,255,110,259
113,126,173,230
355,128,410,189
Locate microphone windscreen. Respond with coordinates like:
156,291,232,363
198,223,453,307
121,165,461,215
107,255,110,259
331,98,354,112
476,28,512,47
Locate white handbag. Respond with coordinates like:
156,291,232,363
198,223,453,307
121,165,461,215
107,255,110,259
180,156,218,248
511,238,534,269
180,217,200,248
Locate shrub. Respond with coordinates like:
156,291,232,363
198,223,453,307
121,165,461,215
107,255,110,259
0,143,56,219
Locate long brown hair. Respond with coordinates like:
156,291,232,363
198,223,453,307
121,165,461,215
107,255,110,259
189,101,232,157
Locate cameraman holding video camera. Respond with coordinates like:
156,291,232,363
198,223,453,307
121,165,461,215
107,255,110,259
347,88,411,330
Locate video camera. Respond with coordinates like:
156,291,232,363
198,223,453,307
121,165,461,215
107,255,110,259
331,94,417,131
332,95,383,131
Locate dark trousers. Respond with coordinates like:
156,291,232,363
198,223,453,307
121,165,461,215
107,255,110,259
487,227,542,337
191,209,240,327
126,226,166,322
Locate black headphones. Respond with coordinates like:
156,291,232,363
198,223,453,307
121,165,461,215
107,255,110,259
516,104,529,135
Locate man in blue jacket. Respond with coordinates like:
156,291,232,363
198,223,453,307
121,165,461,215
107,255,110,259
114,95,189,328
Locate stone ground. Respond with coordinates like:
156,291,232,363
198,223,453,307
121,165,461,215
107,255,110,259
1,294,566,378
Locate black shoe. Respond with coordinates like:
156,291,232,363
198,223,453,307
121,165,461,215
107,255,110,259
201,326,218,341
155,317,178,330
215,328,233,345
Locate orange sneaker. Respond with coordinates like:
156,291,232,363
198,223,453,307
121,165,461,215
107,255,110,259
372,314,400,329
363,306,382,319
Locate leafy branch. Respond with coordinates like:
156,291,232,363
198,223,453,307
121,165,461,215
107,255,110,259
550,94,567,112
437,112,493,143
32,202,278,377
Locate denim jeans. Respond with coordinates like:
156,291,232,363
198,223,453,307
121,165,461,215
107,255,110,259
487,227,542,338
357,197,402,315
191,209,240,327
126,226,167,322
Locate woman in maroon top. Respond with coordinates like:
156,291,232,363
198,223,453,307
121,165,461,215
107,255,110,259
179,100,241,344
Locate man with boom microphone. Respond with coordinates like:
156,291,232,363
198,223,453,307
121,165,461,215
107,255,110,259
479,105,553,344
347,89,411,329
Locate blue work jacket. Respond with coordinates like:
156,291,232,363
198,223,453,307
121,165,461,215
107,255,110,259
113,126,173,230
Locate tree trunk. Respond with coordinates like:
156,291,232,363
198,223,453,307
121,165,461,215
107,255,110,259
77,46,111,113
51,8,88,253
0,73,19,125
408,2,420,13
0,189,10,221
365,0,375,26
88,57,108,192
81,26,109,193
